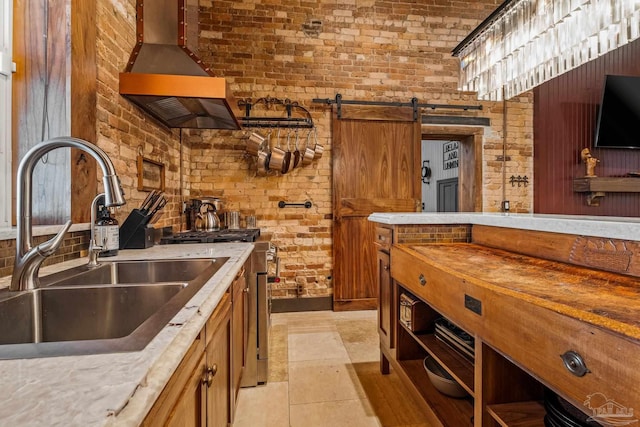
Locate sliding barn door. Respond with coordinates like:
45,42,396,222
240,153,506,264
332,107,421,310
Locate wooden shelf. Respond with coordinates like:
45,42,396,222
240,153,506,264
486,401,546,427
573,177,640,192
573,177,640,206
402,326,475,396
398,359,474,426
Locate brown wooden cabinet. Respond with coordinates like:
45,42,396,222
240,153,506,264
378,225,640,427
142,332,207,426
231,263,248,421
143,282,238,427
375,225,395,374
204,299,231,427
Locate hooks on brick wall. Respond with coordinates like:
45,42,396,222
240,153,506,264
510,175,529,187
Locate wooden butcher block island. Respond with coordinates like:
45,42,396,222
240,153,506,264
372,218,640,427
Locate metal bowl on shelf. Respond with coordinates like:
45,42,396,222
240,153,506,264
423,355,469,398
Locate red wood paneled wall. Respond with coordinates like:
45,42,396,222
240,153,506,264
534,38,640,217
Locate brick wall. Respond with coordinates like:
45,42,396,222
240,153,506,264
395,224,472,244
95,0,187,231
190,0,533,297
0,231,91,278
2,0,534,294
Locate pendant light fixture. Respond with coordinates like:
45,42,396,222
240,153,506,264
452,0,640,101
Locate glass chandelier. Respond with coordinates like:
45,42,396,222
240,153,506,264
453,0,640,101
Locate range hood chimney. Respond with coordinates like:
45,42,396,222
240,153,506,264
119,0,241,129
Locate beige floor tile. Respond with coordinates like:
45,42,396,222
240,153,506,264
272,311,338,325
343,341,380,363
288,331,350,362
290,399,382,427
336,319,379,345
288,359,366,405
287,323,337,334
269,324,288,382
235,310,434,427
331,310,378,322
233,381,289,427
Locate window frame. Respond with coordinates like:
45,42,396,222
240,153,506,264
0,0,13,228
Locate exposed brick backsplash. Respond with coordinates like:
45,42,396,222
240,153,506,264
87,0,531,299
0,231,91,279
395,224,472,244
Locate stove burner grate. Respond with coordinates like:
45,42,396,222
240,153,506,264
160,229,260,244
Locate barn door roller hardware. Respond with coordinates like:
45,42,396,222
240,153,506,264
239,97,314,129
312,94,482,120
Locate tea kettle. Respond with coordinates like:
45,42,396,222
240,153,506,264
196,202,220,231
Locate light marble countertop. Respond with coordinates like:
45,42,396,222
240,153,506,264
368,212,640,241
0,242,254,427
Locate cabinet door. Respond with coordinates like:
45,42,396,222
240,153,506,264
377,250,393,351
142,333,206,427
205,304,231,427
231,267,247,412
164,353,207,427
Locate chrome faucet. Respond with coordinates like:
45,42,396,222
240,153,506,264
87,193,106,268
11,137,126,291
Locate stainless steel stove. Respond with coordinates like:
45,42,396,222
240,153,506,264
160,227,277,387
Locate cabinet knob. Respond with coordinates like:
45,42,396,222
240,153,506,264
560,351,589,377
383,264,390,271
202,363,218,387
418,274,427,286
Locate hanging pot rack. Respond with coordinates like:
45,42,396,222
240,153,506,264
238,97,314,129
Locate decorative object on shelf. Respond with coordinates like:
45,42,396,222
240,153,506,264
509,175,529,187
453,0,640,101
580,148,599,178
278,201,312,209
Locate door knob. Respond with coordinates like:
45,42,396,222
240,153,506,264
202,363,218,387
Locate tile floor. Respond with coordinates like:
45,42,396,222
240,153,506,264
232,310,433,427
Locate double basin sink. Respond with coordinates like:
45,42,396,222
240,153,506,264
0,257,229,359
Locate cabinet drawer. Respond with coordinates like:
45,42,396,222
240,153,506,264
481,290,640,416
374,226,393,252
391,246,482,335
392,247,640,416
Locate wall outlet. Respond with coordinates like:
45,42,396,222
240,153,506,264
502,200,510,211
297,283,305,296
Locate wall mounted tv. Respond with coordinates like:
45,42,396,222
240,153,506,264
594,74,640,149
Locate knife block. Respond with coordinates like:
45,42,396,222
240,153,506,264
119,209,154,249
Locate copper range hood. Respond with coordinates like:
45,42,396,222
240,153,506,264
119,0,241,129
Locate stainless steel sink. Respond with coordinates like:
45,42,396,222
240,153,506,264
40,258,218,287
0,257,229,359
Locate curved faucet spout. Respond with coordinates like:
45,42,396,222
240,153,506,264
11,137,126,291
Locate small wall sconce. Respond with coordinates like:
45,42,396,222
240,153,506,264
422,160,432,185
510,175,529,187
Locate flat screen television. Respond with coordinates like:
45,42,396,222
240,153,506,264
594,74,640,149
